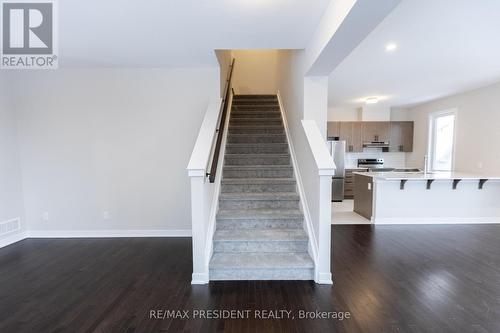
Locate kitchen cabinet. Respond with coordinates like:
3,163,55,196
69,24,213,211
389,121,414,152
361,122,390,143
327,121,341,139
345,168,368,199
336,122,363,152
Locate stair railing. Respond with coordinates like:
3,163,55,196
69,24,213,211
207,58,235,183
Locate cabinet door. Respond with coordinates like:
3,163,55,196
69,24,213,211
401,121,414,152
390,121,414,152
389,122,403,152
352,122,363,152
362,122,390,142
327,122,341,139
339,122,354,152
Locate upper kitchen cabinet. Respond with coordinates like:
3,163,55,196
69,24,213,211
361,122,390,143
339,122,363,152
389,121,414,152
327,121,341,139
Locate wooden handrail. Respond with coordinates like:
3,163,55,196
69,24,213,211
207,58,235,183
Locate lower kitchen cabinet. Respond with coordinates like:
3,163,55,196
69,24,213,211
345,169,368,199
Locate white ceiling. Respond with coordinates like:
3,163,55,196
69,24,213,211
58,0,331,67
328,0,500,109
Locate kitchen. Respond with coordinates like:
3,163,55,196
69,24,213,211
327,103,500,224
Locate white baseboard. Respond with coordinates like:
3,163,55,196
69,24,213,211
373,217,500,225
0,231,28,248
191,272,209,284
317,272,333,285
27,229,192,238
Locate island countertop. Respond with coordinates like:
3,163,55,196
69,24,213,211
353,171,500,181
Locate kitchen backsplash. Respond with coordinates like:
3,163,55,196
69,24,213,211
345,151,407,169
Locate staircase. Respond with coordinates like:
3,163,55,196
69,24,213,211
209,94,314,280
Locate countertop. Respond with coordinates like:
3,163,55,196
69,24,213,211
353,171,500,181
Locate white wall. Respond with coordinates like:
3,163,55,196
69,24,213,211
215,50,233,97
10,68,219,233
327,106,360,121
276,51,323,232
231,50,278,94
0,74,25,240
404,81,500,173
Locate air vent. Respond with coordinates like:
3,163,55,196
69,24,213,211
0,218,21,236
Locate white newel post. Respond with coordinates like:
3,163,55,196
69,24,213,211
189,170,208,284
187,98,223,285
301,120,335,284
317,171,333,283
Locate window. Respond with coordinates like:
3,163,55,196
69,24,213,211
428,110,456,172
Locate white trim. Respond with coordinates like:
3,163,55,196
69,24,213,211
277,91,320,280
0,231,28,248
317,272,333,284
187,97,223,173
373,217,500,225
27,229,192,238
192,273,209,285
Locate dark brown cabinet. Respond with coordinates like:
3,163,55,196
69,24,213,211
327,120,414,153
327,122,363,152
345,168,368,199
361,122,390,143
389,121,414,152
327,122,340,138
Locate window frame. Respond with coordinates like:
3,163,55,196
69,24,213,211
427,109,457,172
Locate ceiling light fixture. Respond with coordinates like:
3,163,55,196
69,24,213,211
385,43,397,52
365,97,379,104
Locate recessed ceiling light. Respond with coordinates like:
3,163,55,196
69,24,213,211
385,43,397,52
365,97,379,104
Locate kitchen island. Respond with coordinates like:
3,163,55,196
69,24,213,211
354,171,500,224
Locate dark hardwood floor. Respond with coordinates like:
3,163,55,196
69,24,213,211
1,225,499,332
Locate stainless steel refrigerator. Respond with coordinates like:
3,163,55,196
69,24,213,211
329,140,346,202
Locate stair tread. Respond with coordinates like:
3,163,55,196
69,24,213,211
225,153,289,157
222,178,295,184
210,252,313,269
217,209,303,219
220,192,299,201
226,143,287,147
223,165,292,170
229,125,283,128
214,229,307,242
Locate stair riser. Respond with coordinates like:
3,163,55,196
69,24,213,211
229,128,284,135
230,120,282,127
231,113,281,119
227,135,286,144
210,268,313,281
231,107,281,116
225,156,290,166
217,219,303,230
219,199,300,210
225,145,288,154
232,100,279,108
214,240,308,253
223,169,293,178
221,183,296,193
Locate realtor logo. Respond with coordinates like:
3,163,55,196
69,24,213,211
1,0,57,69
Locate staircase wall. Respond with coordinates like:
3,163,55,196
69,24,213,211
231,50,278,95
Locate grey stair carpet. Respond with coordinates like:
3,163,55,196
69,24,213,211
209,94,314,281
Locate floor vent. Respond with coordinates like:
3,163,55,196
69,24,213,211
0,218,21,236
